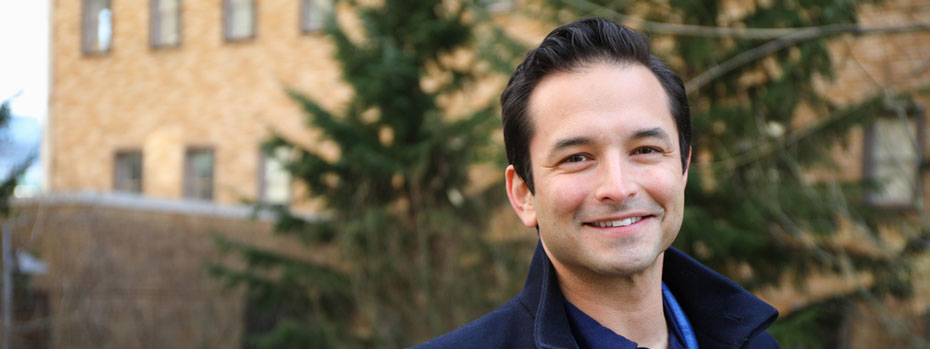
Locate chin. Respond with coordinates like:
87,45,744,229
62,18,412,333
597,249,665,276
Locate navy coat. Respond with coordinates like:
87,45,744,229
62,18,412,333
415,241,779,348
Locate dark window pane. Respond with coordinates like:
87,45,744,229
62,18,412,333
479,0,514,12
224,0,254,41
114,151,143,193
152,0,180,47
865,115,921,207
301,0,330,32
83,0,112,53
184,148,214,200
259,147,291,205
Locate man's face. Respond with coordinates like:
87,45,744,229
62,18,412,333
506,62,689,278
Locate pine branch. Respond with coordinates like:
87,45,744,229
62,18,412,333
0,100,11,128
1,155,34,216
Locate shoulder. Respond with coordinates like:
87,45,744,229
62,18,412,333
746,331,780,349
412,297,536,349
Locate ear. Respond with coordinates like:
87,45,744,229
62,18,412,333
506,165,538,228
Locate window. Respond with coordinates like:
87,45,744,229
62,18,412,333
224,0,255,41
114,151,143,193
82,0,112,54
259,147,291,206
863,108,924,207
480,0,515,12
300,0,331,33
151,0,180,47
184,148,214,200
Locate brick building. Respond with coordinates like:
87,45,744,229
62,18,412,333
48,0,346,207
6,0,929,347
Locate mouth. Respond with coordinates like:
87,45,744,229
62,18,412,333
583,216,647,228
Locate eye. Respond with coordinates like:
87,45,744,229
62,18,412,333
632,146,662,155
561,154,590,163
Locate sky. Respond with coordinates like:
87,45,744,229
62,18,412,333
0,1,48,194
0,0,49,121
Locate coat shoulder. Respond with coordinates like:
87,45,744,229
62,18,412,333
412,297,535,349
746,331,780,349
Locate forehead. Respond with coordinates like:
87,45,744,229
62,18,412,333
526,62,675,148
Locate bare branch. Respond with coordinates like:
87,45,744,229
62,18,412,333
556,0,930,93
565,0,930,39
683,22,930,94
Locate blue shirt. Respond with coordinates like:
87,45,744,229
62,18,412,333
564,293,687,349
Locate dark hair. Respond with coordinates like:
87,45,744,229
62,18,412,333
500,18,691,193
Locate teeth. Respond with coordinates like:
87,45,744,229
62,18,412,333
591,216,643,228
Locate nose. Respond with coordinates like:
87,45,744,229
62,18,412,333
594,157,636,203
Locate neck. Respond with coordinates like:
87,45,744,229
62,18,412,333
554,252,668,349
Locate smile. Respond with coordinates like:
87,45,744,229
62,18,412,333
586,216,644,228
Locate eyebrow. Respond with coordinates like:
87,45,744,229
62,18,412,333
552,136,592,151
632,128,671,142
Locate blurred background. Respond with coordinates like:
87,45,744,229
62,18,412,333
1,0,930,348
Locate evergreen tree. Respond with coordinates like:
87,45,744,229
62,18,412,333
210,1,527,347
1,100,31,217
536,0,928,346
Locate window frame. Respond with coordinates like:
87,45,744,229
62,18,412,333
183,147,215,201
223,0,257,42
82,0,113,55
257,147,292,207
113,150,143,194
150,0,182,48
480,0,515,13
862,104,926,209
300,0,331,34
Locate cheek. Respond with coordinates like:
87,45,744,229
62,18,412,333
640,167,686,207
539,175,590,214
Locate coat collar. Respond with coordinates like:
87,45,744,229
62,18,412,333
519,240,577,348
662,247,778,348
516,241,778,349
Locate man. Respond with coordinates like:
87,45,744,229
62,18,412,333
416,18,778,348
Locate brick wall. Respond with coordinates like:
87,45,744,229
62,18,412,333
3,194,324,348
49,0,348,204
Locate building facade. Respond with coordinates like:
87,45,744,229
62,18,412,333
49,0,348,206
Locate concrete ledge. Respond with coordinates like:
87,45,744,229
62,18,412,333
11,191,318,222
